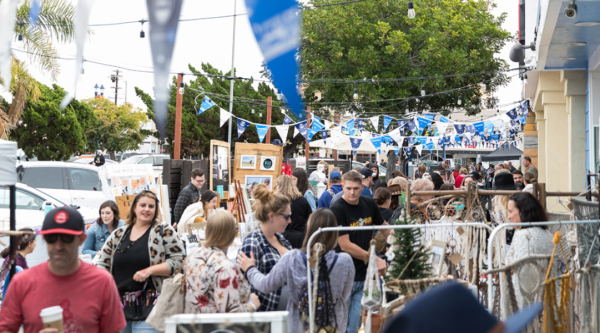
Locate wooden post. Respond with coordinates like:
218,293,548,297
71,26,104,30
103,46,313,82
466,183,472,210
174,73,183,159
406,187,411,217
306,107,311,160
539,183,547,210
333,112,339,161
266,96,272,144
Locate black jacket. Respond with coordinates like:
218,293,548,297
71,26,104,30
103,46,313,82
283,196,312,249
94,154,105,166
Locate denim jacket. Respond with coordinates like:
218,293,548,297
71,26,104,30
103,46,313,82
82,220,125,258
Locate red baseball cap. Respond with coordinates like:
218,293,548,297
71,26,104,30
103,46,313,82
40,206,85,236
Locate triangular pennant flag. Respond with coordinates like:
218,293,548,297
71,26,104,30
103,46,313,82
307,128,317,143
293,126,300,138
324,120,332,129
423,114,435,122
256,124,269,143
397,119,407,129
473,122,485,134
370,136,383,155
437,121,449,136
319,129,328,144
199,96,216,115
389,128,402,144
295,121,307,139
346,119,355,130
219,108,232,127
350,137,363,154
370,116,380,131
283,114,293,125
382,116,392,131
245,0,304,120
417,116,431,130
311,120,324,131
416,145,423,155
312,115,321,124
407,118,418,133
506,108,518,119
357,119,366,130
276,125,290,142
237,119,250,138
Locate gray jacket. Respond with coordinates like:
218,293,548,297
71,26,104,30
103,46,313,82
246,249,355,333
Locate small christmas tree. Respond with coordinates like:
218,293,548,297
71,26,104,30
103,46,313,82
386,210,431,287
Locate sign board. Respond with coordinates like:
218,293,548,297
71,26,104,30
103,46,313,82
233,143,283,196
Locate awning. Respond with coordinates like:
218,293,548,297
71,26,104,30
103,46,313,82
481,145,523,161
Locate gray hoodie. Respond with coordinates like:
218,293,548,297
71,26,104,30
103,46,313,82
246,249,355,333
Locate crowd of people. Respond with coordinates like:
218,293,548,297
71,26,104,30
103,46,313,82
0,156,554,333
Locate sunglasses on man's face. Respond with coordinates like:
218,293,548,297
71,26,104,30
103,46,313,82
44,234,76,244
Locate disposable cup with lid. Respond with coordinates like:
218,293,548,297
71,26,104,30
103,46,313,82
40,306,63,323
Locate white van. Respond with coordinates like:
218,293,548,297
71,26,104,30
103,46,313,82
17,162,111,210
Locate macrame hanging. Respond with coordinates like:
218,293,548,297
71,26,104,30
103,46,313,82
543,232,572,333
362,239,381,333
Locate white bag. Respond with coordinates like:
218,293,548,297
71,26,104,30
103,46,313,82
177,202,204,237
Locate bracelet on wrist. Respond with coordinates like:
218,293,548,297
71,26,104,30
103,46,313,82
247,301,257,311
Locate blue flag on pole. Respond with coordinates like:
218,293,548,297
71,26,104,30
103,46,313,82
245,0,304,120
237,119,250,138
283,114,293,125
320,129,328,144
256,124,269,143
199,96,216,115
383,116,393,131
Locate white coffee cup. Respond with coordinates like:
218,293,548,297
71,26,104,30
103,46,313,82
40,306,64,332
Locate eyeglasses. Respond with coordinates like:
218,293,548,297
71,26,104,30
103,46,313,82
44,234,76,244
278,213,292,220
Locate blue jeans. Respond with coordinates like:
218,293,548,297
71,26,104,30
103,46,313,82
346,280,365,333
122,321,159,333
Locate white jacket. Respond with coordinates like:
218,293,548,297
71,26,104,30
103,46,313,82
177,202,204,236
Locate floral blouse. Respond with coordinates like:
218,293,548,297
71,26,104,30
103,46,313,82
184,246,252,314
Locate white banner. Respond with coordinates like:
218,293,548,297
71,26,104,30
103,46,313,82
60,0,95,109
275,125,289,142
219,108,232,127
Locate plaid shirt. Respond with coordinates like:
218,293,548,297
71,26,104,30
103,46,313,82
239,227,292,312
173,182,201,223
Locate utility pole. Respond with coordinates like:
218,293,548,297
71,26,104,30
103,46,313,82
227,0,237,146
174,74,183,159
305,108,311,159
110,69,123,105
266,96,272,144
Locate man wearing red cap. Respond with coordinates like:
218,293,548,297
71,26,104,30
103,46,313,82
0,206,126,333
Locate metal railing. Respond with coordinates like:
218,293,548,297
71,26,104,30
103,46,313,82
485,219,600,311
305,223,494,333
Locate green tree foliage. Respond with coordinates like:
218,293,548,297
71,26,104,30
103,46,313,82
301,0,512,116
83,97,153,159
386,211,431,288
135,63,294,158
11,83,94,160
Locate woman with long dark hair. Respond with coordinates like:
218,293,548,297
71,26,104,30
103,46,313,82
292,169,317,211
0,228,36,294
83,200,125,258
238,208,354,333
504,192,552,321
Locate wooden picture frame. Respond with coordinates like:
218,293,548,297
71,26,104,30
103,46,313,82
240,155,257,170
209,140,231,192
429,240,447,277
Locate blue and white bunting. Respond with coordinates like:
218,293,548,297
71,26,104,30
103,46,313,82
307,128,317,143
199,96,216,115
454,123,466,135
311,119,324,131
370,136,382,154
350,137,363,154
370,116,380,131
320,129,328,144
275,125,289,142
283,114,293,125
397,119,407,129
237,119,250,138
346,119,355,130
473,122,485,134
295,121,307,139
382,116,392,131
256,124,269,143
357,119,366,130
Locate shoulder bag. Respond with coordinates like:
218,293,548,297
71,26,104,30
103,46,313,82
146,253,188,331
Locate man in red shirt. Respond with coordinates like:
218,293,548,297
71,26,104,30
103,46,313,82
0,206,126,333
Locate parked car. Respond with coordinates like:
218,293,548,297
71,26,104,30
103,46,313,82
17,162,109,210
0,183,98,267
119,154,170,171
120,152,141,162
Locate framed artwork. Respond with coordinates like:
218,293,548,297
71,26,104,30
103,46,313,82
210,140,231,192
240,155,257,169
260,156,277,171
429,240,447,277
245,175,273,195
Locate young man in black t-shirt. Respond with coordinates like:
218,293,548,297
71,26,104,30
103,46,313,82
330,170,391,333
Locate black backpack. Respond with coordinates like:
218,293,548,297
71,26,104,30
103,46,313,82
298,252,338,330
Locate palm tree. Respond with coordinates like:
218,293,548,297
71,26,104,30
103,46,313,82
0,0,77,139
